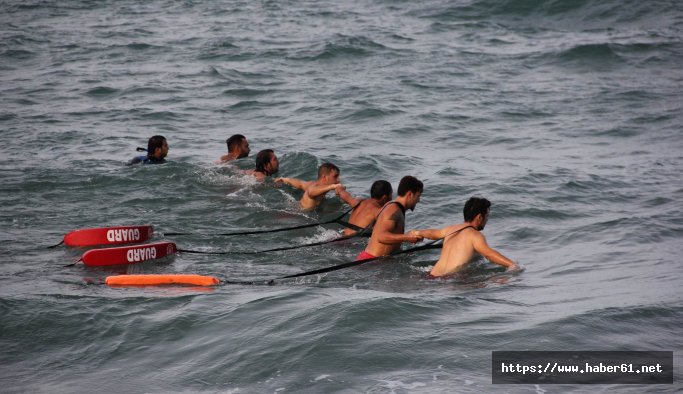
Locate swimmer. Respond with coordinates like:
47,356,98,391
128,135,168,165
276,163,343,210
335,180,393,236
356,176,424,261
217,134,250,163
411,197,520,277
245,149,279,181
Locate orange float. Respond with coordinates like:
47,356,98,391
105,274,220,287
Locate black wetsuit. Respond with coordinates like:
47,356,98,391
128,155,166,165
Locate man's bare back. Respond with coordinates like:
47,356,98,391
343,199,382,235
424,225,484,276
412,197,520,277
335,181,392,236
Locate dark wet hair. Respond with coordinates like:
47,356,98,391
463,197,491,222
226,134,246,151
370,180,392,200
397,176,423,197
147,135,166,157
255,149,274,174
318,163,340,178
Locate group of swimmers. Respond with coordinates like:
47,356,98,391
129,135,521,277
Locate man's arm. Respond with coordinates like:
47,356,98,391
275,177,308,191
471,232,519,270
335,185,361,207
306,183,341,199
410,227,452,240
376,206,423,245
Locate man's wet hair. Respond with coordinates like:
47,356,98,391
147,135,166,157
318,163,340,178
226,134,246,151
463,197,491,222
370,180,392,200
397,176,423,196
255,149,274,174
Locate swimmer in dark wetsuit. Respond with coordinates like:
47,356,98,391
355,176,424,261
411,197,520,277
335,180,393,236
128,135,169,165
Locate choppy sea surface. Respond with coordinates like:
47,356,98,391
1,0,682,392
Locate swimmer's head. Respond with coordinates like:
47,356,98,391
147,135,168,160
370,180,393,203
463,197,491,230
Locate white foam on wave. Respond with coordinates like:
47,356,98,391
194,165,260,188
293,274,326,285
275,187,298,204
374,379,427,391
297,227,342,244
414,265,434,274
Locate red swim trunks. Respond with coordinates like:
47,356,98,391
355,250,377,261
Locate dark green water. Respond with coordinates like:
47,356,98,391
1,0,682,392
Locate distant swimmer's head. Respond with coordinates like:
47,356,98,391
464,197,491,230
318,162,340,185
255,149,279,176
227,134,250,159
370,180,393,204
147,135,169,160
397,176,423,211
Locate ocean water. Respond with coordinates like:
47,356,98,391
1,0,682,392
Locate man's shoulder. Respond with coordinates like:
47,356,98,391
357,198,374,208
303,180,319,189
253,171,266,181
128,155,146,165
378,203,403,221
355,199,378,214
461,226,483,241
445,224,479,238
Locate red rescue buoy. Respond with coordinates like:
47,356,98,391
63,225,154,247
81,241,177,266
105,274,220,287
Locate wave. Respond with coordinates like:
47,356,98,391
556,42,623,63
226,100,290,111
0,48,36,61
222,88,275,98
521,304,683,348
413,0,678,23
84,85,185,101
124,42,164,51
336,106,404,122
292,34,399,61
85,86,119,97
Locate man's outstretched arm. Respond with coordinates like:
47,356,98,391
306,183,341,198
335,185,361,207
472,232,519,270
275,177,308,190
